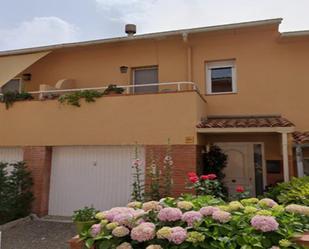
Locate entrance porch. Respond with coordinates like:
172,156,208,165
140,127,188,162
197,115,296,196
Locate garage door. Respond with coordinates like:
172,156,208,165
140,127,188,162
0,147,23,163
49,146,145,216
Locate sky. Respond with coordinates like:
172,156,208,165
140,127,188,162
0,0,309,52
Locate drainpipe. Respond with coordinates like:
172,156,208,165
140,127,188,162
182,32,192,83
296,144,304,177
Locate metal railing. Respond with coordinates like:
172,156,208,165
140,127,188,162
0,81,199,98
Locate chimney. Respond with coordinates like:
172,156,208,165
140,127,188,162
125,24,136,37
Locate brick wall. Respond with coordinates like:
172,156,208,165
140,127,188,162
145,145,202,197
23,146,52,217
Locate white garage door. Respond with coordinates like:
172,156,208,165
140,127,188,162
49,146,145,216
0,147,23,163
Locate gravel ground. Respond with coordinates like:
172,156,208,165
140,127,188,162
1,220,76,249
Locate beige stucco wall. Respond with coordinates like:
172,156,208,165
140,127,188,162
19,23,309,133
0,91,205,146
22,38,188,90
191,28,309,132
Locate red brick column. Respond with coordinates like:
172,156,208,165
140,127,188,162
145,145,202,197
23,146,52,217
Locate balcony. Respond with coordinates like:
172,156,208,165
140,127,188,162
0,82,207,146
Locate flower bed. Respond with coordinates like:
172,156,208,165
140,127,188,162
77,195,309,249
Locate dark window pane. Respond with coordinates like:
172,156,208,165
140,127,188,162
266,160,282,174
304,159,309,176
2,79,20,93
211,67,233,93
134,68,158,93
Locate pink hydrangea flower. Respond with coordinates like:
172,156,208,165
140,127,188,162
104,207,144,223
212,210,231,223
200,206,220,216
182,211,203,226
90,224,101,237
251,215,279,232
258,198,278,208
113,213,134,226
158,208,182,222
131,222,156,242
169,226,187,245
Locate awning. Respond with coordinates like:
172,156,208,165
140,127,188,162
0,51,50,87
197,115,295,133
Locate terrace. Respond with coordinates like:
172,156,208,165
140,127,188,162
0,81,207,147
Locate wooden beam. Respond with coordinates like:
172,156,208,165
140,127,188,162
282,132,290,182
197,127,295,134
288,133,295,178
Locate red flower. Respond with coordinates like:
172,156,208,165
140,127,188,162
207,174,217,180
187,172,197,178
236,185,245,193
189,176,199,183
200,175,209,180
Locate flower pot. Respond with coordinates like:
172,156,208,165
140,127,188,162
74,220,96,234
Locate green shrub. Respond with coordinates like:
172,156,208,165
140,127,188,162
265,176,309,205
202,145,227,180
0,161,34,224
72,206,98,222
58,90,104,107
0,91,33,109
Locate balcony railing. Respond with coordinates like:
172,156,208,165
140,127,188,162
0,81,199,99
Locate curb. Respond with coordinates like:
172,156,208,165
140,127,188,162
0,216,31,232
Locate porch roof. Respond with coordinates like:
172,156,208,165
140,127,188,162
196,115,295,133
293,131,309,144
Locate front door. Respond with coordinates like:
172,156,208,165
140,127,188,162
216,143,256,196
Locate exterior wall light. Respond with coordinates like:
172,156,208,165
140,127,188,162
22,73,32,81
120,66,128,74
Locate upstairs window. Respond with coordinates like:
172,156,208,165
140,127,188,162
206,60,236,94
133,67,158,93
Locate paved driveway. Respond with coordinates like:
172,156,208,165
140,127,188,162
1,220,76,249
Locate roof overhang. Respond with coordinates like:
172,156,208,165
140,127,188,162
281,30,309,38
197,127,295,134
0,51,50,87
0,18,282,57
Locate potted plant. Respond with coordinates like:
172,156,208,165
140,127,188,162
103,84,125,95
72,206,98,234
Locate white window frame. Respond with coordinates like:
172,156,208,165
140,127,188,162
206,60,237,95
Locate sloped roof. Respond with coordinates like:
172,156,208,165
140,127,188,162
197,115,294,128
293,131,309,144
0,18,282,57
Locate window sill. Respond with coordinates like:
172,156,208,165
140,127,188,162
205,92,238,96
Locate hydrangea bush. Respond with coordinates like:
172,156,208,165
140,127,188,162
79,196,309,249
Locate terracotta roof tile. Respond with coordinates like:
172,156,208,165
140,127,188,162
197,115,294,129
293,131,309,144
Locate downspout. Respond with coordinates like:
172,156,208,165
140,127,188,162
182,33,192,83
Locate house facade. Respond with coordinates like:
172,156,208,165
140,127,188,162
0,18,308,217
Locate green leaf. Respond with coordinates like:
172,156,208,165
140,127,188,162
85,238,94,248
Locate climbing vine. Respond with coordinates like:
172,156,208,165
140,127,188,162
0,91,33,109
58,90,104,107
